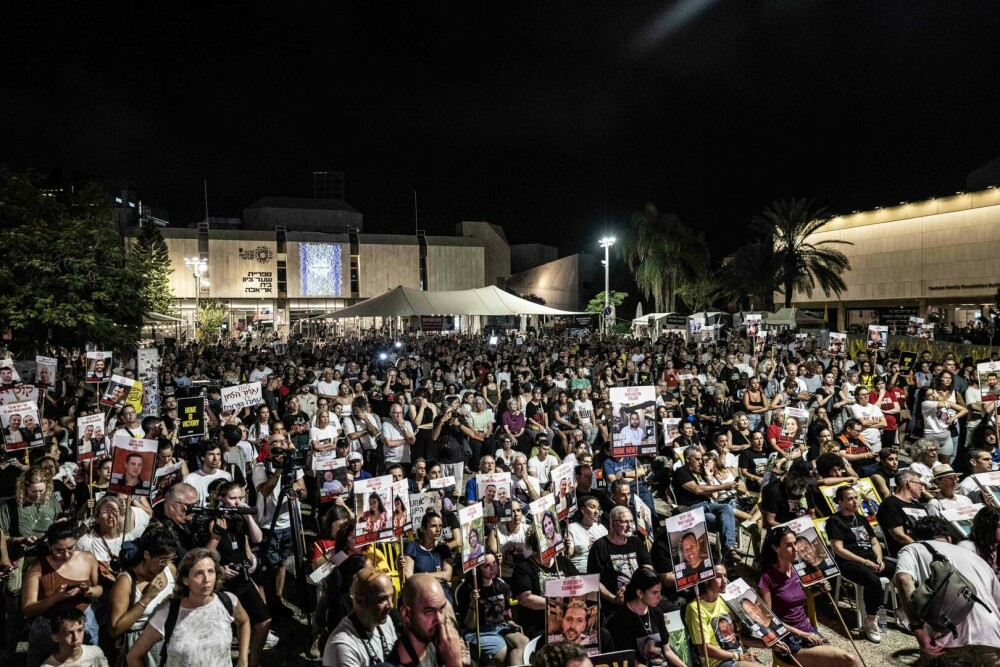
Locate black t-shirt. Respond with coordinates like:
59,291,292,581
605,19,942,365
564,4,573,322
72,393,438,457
760,481,808,524
586,536,653,600
510,556,579,637
825,512,876,559
671,466,706,507
456,577,510,631
738,449,770,492
876,495,926,556
607,603,670,659
281,410,310,449
433,415,467,464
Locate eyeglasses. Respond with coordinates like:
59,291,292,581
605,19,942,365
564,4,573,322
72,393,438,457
98,510,121,517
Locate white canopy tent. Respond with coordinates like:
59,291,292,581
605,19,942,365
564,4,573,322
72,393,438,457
311,285,583,319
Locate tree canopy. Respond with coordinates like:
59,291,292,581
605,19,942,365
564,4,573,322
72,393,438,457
133,223,174,316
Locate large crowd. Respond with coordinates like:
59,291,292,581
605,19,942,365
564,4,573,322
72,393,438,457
3,326,1000,667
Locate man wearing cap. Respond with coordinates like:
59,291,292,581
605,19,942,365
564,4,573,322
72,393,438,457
347,451,371,488
926,464,972,517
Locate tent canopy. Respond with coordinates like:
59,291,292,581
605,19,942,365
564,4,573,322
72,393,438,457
312,285,583,319
144,311,183,323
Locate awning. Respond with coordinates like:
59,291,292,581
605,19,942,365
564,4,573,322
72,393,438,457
144,312,183,323
310,285,584,319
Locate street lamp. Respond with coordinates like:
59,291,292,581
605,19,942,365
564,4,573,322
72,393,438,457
184,257,207,336
599,237,615,334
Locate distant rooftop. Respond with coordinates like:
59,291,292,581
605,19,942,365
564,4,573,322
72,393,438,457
245,197,360,213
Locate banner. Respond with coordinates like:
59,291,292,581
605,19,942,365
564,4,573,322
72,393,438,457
549,462,577,520
458,502,486,572
665,506,714,591
544,574,600,655
530,493,564,561
476,472,513,524
109,438,157,496
176,396,205,439
782,516,839,586
86,351,112,383
221,382,263,412
0,401,43,450
151,461,183,505
354,475,395,546
609,386,657,457
76,413,107,462
35,356,57,390
101,375,136,408
978,361,1000,402
721,578,789,646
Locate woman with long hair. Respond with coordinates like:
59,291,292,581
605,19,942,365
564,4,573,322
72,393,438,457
757,526,858,666
361,492,387,532
969,504,1000,579
402,511,454,603
607,567,685,666
246,406,273,447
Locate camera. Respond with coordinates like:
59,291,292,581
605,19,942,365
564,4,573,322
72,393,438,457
187,505,256,542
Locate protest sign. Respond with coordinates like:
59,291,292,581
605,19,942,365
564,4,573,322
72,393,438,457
665,506,714,591
101,375,136,408
151,461,183,505
544,574,600,655
0,359,21,386
476,472,513,524
0,401,43,451
635,492,653,538
109,438,157,496
745,314,761,337
221,382,263,412
589,652,637,667
820,478,882,524
609,386,657,457
354,475,395,546
458,503,486,572
978,361,1000,402
176,396,204,439
920,324,934,340
0,384,39,408
530,493,563,561
906,316,924,336
753,332,768,356
550,462,577,520
828,332,846,355
866,325,888,351
974,472,1000,506
943,503,984,540
782,516,839,586
898,350,918,373
313,451,349,503
663,609,692,664
409,492,435,530
35,356,57,390
662,418,680,445
780,406,809,447
76,413,107,462
721,578,789,646
86,351,112,383
391,479,411,536
125,382,144,415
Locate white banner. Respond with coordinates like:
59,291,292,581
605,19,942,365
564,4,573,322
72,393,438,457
221,381,263,412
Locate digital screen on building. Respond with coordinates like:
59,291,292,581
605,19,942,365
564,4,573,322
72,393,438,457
299,243,343,296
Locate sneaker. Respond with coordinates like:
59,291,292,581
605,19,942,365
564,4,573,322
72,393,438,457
265,630,280,649
865,616,882,643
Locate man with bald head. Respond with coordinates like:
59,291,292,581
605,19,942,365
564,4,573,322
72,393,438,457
387,573,467,667
323,567,397,667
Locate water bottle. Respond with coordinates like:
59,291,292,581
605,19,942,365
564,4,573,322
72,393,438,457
877,608,888,633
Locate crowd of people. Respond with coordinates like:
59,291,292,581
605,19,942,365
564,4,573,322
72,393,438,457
2,327,1000,667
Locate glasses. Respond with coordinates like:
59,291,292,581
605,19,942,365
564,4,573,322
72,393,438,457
613,519,634,525
98,510,121,517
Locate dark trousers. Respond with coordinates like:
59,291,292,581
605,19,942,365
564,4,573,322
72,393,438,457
837,557,897,613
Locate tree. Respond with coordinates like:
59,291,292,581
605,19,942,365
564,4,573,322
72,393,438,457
585,291,629,313
675,272,725,314
753,199,852,308
197,299,228,342
618,203,709,312
717,241,777,312
0,170,150,356
132,223,174,315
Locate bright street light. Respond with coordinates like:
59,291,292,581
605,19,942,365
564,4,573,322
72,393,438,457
183,257,208,334
599,238,615,334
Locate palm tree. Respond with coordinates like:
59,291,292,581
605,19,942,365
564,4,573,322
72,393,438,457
618,203,709,312
718,241,777,312
753,199,852,308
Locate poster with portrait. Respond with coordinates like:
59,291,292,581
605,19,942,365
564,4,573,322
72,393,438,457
701,324,717,344
549,462,577,521
35,356,57,391
86,351,112,383
663,609,692,665
429,475,457,511
635,492,654,538
721,578,789,646
920,324,934,340
101,375,136,408
544,575,601,656
828,332,847,355
866,325,888,351
665,506,714,591
390,479,412,536
0,401,43,451
0,359,21,387
458,502,486,572
530,493,564,561
745,314,761,337
974,472,1000,507
780,406,809,447
782,516,839,586
151,461,183,506
313,451,349,503
108,438,157,496
76,412,108,462
819,478,882,524
978,362,1000,402
688,318,703,341
354,475,395,546
942,503,984,541
476,472,513,524
906,317,924,336
609,386,657,457
176,396,205,439
662,418,681,444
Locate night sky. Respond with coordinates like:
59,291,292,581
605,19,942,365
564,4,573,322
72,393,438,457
4,2,1000,262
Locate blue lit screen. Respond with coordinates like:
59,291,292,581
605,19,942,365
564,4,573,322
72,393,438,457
300,244,343,296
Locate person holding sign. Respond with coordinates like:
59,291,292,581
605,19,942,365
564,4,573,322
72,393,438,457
825,485,893,643
757,527,858,666
587,505,653,619
671,447,739,563
455,553,527,666
606,567,686,667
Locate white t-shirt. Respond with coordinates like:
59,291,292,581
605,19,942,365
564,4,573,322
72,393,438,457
323,612,397,667
849,403,884,450
248,367,273,382
183,469,233,505
41,645,109,667
528,454,559,484
566,520,608,572
380,420,414,464
926,493,972,517
310,423,341,449
574,399,594,424
77,528,144,564
148,592,238,667
896,539,1000,649
316,379,340,398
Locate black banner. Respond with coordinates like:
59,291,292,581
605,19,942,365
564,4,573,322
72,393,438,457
177,396,204,439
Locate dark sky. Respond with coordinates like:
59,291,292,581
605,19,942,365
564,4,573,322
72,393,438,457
4,1,1000,262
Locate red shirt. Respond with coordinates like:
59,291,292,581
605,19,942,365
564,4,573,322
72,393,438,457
767,423,792,450
870,389,901,431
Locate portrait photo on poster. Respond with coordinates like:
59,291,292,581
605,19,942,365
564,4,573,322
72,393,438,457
476,472,512,524
109,438,157,496
609,386,657,458
458,502,486,572
721,578,789,646
544,574,601,656
354,475,394,546
85,351,112,383
781,516,839,586
530,493,564,561
665,506,715,591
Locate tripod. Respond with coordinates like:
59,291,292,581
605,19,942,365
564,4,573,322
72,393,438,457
263,465,313,616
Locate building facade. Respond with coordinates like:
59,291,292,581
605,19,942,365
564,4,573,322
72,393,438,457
506,253,602,312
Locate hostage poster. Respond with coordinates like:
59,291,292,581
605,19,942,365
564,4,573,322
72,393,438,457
545,574,601,656
609,386,657,457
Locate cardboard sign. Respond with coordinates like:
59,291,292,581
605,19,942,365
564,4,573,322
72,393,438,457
221,381,264,412
476,472,513,524
722,578,789,646
530,493,564,561
0,401,43,451
978,361,1000,402
0,384,39,408
76,412,107,462
867,325,888,351
86,351,112,383
828,332,846,355
354,475,395,546
101,375,136,408
109,438,157,496
313,451,349,503
391,479,412,536
665,506,714,591
782,516,839,586
549,462,577,521
176,396,205,439
409,492,436,530
780,406,809,447
458,502,486,572
544,574,601,655
610,386,657,458
151,461,183,505
35,356,57,390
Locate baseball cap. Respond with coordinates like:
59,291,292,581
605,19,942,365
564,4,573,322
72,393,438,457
347,452,363,462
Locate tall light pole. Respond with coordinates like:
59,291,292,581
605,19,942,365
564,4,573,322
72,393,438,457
184,257,207,338
599,237,615,335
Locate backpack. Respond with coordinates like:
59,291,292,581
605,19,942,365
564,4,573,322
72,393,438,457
159,592,235,667
909,541,992,638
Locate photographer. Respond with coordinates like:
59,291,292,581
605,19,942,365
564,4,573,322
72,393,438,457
205,481,271,667
251,433,305,617
433,396,477,489
153,483,200,561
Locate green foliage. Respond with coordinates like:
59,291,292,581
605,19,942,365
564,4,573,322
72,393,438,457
132,223,174,315
0,170,150,355
675,272,725,314
718,241,777,312
586,291,628,313
197,299,228,342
